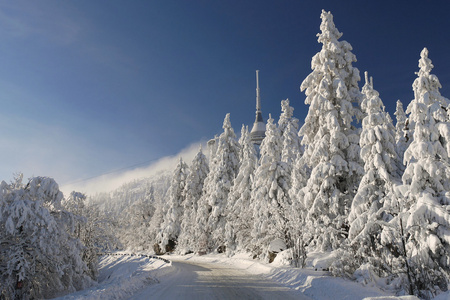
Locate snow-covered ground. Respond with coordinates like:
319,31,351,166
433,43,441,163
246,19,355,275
54,253,172,299
55,252,449,300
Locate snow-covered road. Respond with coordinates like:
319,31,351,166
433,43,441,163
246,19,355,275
130,259,310,300
57,253,447,299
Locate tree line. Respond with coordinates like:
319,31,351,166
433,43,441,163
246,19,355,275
153,10,449,299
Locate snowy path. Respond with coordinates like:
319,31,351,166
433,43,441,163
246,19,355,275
130,259,310,300
57,253,445,299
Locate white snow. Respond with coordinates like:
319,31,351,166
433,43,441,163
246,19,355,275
55,252,450,299
269,238,287,253
54,253,171,299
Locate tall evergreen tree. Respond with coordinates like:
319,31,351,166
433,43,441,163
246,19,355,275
278,99,301,166
399,48,450,297
278,99,298,136
177,147,209,254
345,72,401,270
197,113,240,253
158,158,189,252
225,126,258,254
395,100,408,169
298,10,363,251
250,115,291,259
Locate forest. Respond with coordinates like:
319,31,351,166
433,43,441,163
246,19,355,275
1,10,449,300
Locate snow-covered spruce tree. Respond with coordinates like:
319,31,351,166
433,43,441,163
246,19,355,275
395,48,450,298
0,176,92,299
298,10,363,252
277,99,307,266
158,157,189,253
287,150,310,268
148,193,165,254
278,99,299,136
196,113,240,253
177,147,209,254
207,135,219,166
237,124,248,163
333,72,401,277
143,179,172,250
225,125,258,254
278,99,302,166
395,100,408,171
250,115,292,260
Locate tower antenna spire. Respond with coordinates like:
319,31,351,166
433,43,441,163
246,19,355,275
250,70,266,146
256,70,261,112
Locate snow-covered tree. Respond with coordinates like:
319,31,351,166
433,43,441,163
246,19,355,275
338,72,401,276
63,191,100,280
298,10,363,251
158,158,189,252
395,100,408,168
276,99,307,265
225,125,258,254
0,176,92,299
278,99,298,135
121,193,154,251
196,113,240,253
148,194,165,254
396,48,450,297
287,150,310,267
207,135,219,166
177,147,209,254
63,191,86,240
250,115,292,260
278,99,301,166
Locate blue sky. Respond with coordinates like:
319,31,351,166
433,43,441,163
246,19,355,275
1,1,450,191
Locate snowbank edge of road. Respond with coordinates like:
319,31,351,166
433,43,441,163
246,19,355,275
53,252,174,300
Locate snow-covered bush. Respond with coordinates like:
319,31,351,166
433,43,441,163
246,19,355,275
0,176,93,299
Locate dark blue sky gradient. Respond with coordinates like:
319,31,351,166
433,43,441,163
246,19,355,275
1,0,449,185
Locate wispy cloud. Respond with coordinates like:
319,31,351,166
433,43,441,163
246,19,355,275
60,141,207,196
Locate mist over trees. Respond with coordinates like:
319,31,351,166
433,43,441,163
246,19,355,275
1,9,449,300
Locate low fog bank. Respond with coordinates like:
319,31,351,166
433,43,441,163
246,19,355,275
61,141,207,196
